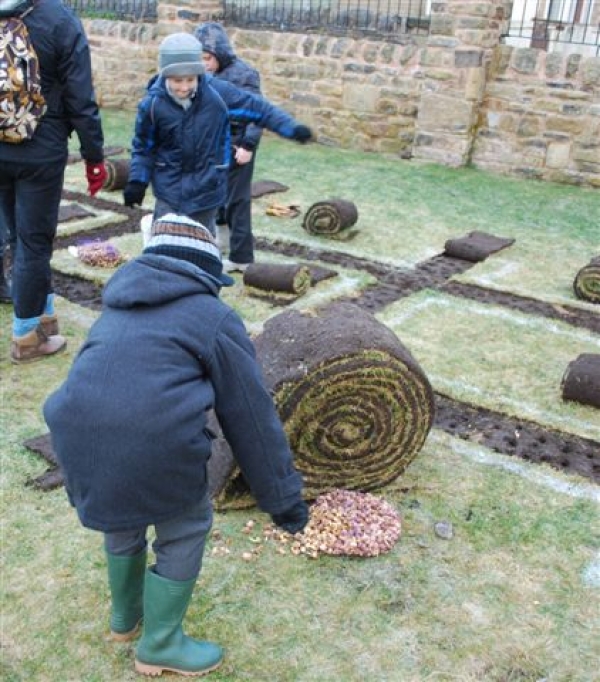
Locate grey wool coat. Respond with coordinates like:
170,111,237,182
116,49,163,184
43,255,304,532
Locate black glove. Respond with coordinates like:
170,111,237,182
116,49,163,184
292,125,312,144
272,500,309,534
123,181,147,208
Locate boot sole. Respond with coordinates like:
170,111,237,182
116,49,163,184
134,658,222,677
10,342,66,365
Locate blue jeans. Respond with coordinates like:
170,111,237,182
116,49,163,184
104,494,213,582
0,204,14,290
0,161,64,319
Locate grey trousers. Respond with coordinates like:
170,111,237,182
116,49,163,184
104,494,213,582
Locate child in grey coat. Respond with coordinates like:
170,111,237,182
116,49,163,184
44,214,308,677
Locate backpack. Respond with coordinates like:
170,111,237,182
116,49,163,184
0,4,47,143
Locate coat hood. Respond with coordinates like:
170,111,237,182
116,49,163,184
0,0,31,16
194,22,235,71
102,254,221,310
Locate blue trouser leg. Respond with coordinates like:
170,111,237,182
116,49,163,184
104,494,213,582
0,161,65,320
226,153,256,265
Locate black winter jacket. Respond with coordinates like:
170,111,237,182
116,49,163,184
43,255,304,532
0,0,104,164
195,22,263,152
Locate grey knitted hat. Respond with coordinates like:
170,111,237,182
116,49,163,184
159,33,204,77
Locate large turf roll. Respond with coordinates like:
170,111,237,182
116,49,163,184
302,199,358,237
243,263,311,295
102,158,131,191
210,302,435,509
573,256,600,304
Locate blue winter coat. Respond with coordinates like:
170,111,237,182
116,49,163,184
195,22,263,152
128,74,298,215
43,255,304,532
0,0,104,164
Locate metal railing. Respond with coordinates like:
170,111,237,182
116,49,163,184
504,0,600,52
66,0,600,53
222,0,431,38
65,0,157,20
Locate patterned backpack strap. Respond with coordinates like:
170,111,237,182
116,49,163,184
0,12,47,143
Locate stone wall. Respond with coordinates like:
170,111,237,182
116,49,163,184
224,30,423,156
82,0,600,187
473,46,600,185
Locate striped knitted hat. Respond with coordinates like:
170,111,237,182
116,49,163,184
159,33,204,78
144,214,234,286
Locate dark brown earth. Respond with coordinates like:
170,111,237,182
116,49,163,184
50,189,600,486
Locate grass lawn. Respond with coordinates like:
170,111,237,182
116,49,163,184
379,289,600,442
1,107,599,682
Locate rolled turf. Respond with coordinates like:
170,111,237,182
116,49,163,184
573,256,600,304
302,199,358,237
210,302,436,508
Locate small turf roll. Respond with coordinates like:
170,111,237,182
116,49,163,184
443,230,515,262
561,353,600,409
211,302,435,509
102,158,131,191
302,199,358,237
243,263,311,295
573,256,600,304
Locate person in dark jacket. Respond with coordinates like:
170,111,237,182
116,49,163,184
195,22,262,273
0,0,107,363
123,32,311,238
43,213,309,677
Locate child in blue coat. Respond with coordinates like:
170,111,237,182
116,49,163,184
123,32,312,237
44,214,309,677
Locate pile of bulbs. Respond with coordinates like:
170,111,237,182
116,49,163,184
273,489,402,559
69,240,126,268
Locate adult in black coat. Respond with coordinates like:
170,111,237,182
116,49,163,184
0,0,106,363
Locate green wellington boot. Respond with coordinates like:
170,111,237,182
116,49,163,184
106,548,147,641
135,569,223,677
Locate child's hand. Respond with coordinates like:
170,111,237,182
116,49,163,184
123,181,147,208
271,500,309,534
234,146,253,165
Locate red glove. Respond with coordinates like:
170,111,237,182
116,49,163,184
85,161,108,197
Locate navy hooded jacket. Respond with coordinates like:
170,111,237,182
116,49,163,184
195,22,263,152
43,255,304,532
0,0,104,164
128,73,299,216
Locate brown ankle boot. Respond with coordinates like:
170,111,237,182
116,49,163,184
40,313,59,336
11,325,66,364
